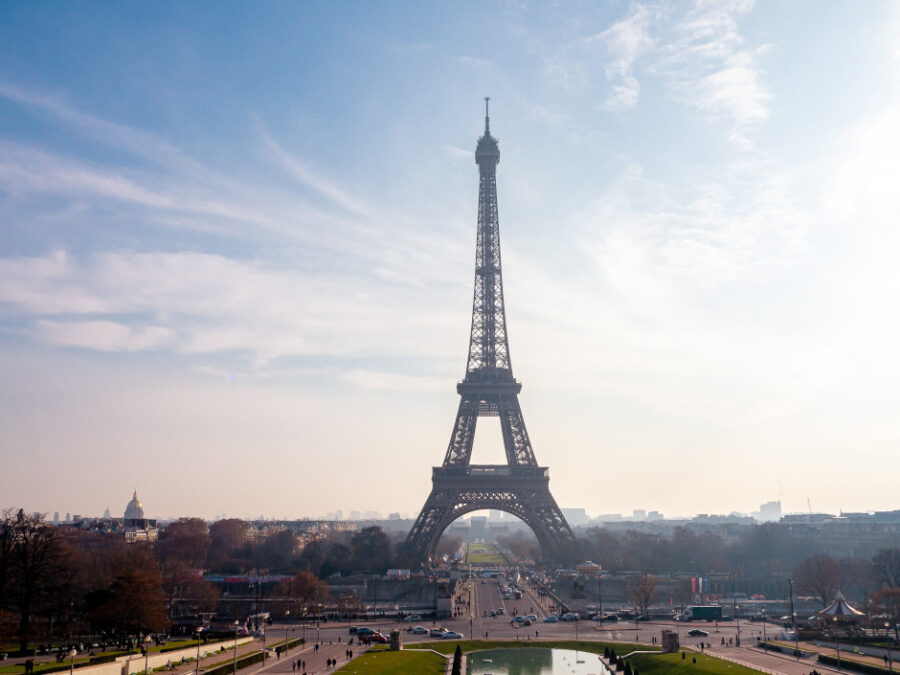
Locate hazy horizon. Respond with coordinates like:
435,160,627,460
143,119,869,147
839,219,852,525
2,2,899,522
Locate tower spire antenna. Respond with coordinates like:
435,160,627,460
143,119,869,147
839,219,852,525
484,96,490,134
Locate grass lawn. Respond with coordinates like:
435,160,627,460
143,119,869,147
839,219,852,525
335,649,445,674
464,543,508,565
626,651,763,675
407,639,656,656
0,663,91,675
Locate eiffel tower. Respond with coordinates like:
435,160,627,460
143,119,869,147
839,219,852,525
404,100,579,568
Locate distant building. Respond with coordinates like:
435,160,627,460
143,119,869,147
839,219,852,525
124,491,158,543
53,511,59,523
633,509,647,521
470,516,488,541
562,508,589,527
754,500,782,522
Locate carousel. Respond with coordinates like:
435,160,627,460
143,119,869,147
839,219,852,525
816,589,866,634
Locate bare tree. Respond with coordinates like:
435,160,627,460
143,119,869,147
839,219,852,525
0,509,15,613
626,572,656,616
872,548,900,589
12,510,64,650
870,587,900,640
278,571,329,617
794,554,840,607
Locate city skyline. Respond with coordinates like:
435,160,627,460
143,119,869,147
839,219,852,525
2,2,900,521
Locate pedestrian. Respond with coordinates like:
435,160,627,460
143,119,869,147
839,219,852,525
291,657,296,672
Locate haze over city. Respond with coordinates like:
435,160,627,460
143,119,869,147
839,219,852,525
2,2,900,521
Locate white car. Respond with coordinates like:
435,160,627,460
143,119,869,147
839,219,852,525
441,631,463,639
411,626,429,634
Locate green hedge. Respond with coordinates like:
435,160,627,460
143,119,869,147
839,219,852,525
760,642,814,658
203,650,265,675
272,638,304,653
818,653,890,674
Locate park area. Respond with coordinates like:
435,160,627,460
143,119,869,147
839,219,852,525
464,543,507,565
340,640,765,675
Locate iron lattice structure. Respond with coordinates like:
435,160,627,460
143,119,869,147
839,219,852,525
404,101,579,567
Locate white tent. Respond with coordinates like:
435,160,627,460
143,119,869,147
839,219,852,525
816,589,865,622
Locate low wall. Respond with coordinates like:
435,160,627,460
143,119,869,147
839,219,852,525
121,637,255,675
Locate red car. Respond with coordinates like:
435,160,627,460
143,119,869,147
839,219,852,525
369,632,390,644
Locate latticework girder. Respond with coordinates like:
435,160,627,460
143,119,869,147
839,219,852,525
405,101,578,569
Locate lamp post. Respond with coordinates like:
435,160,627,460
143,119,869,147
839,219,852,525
232,621,239,675
68,648,77,675
598,574,603,624
885,622,893,674
284,611,290,655
143,636,152,675
789,577,799,659
762,609,767,651
834,617,841,671
732,573,740,647
195,627,204,675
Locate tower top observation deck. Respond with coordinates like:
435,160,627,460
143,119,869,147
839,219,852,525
476,97,500,168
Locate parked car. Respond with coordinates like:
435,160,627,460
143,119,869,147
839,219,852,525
356,627,376,637
496,608,506,615
526,614,537,622
513,616,526,624
522,619,533,626
488,610,496,617
543,614,559,623
348,626,358,634
688,629,709,637
562,612,579,621
430,627,449,638
408,615,422,622
370,633,389,643
411,626,429,635
442,631,463,639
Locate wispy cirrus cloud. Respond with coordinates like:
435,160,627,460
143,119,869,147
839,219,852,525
590,4,655,111
657,0,771,145
0,249,464,366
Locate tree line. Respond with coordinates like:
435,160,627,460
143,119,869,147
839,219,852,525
0,511,422,652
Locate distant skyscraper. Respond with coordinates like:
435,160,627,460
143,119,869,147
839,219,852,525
65,512,71,522
53,511,59,523
633,509,647,521
562,508,589,527
758,500,782,522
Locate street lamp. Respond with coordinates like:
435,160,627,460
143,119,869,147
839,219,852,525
885,622,893,674
68,648,77,675
761,609,767,651
598,574,603,624
143,636,152,675
284,611,290,655
833,617,841,671
232,621,239,675
195,627,204,675
732,573,740,647
789,577,799,659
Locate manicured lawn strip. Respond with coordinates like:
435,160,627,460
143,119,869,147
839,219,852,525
407,639,656,656
627,651,762,675
335,649,445,674
0,663,93,675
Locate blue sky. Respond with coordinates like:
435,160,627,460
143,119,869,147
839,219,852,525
1,1,899,521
